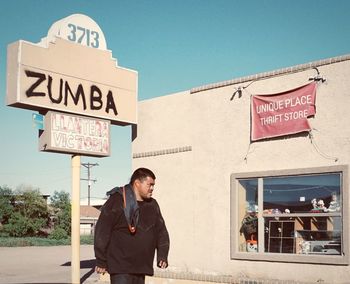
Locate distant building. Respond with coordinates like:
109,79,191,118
79,197,106,235
80,197,107,210
80,205,101,235
10,194,50,206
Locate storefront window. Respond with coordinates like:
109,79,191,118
263,174,341,255
238,179,258,252
231,166,348,264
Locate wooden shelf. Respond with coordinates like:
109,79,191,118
263,212,341,218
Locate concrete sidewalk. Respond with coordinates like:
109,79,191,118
0,245,100,284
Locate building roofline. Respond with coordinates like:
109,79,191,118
190,53,350,94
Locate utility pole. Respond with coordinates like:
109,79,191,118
81,162,99,206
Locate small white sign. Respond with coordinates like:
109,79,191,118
300,196,306,202
39,111,111,157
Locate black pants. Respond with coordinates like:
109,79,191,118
110,273,145,284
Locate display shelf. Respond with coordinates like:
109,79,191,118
264,215,342,255
267,220,295,253
263,212,341,218
296,229,341,239
295,229,341,255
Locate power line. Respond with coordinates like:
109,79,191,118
81,162,99,206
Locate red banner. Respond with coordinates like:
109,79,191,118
251,82,317,141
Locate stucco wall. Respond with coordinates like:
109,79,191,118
132,57,350,283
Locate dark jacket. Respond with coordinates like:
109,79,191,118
94,188,170,276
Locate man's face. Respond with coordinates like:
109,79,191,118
135,176,155,201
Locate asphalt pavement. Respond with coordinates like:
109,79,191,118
0,245,101,284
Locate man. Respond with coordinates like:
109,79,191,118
94,167,170,284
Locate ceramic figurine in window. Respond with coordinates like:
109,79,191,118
272,208,282,214
311,198,321,213
311,198,317,209
326,193,340,212
246,236,258,252
317,199,326,212
299,241,311,254
246,202,258,213
311,198,326,212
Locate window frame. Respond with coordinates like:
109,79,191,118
230,165,349,265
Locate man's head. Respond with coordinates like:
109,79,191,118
130,168,156,201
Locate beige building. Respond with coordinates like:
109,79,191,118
79,205,101,235
132,54,350,284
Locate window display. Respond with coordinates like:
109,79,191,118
233,167,347,264
262,174,341,255
238,179,258,252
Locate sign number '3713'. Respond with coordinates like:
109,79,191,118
67,23,100,48
47,14,107,50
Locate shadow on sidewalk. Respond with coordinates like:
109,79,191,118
61,259,96,284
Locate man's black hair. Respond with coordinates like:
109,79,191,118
130,168,156,185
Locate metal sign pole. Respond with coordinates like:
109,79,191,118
71,154,81,284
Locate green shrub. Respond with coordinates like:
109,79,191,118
4,212,46,237
0,186,14,225
0,238,32,247
80,234,94,244
1,188,49,237
49,227,69,240
50,191,71,235
0,230,10,237
0,236,93,247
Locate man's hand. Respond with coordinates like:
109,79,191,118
95,266,107,274
157,260,168,269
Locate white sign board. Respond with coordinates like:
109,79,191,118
7,14,137,126
39,111,110,157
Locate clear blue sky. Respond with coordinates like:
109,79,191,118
1,0,349,200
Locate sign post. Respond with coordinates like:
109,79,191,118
71,154,81,284
6,14,138,284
